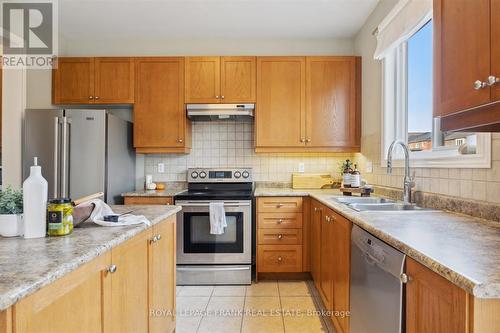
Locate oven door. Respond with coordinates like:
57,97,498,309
176,200,252,264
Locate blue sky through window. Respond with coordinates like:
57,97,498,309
407,20,433,133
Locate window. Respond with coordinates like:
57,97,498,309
381,19,490,168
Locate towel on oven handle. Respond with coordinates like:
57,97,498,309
209,202,227,235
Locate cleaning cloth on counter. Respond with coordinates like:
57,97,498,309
209,202,227,235
76,199,151,227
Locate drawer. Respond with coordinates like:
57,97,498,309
257,197,303,213
123,196,173,205
258,228,303,245
258,213,303,229
258,245,302,272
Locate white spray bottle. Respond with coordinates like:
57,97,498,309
23,157,48,238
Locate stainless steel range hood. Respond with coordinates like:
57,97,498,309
186,104,254,121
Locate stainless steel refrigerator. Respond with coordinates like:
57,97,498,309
23,109,136,204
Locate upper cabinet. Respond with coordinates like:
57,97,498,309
134,57,191,154
185,56,256,103
53,57,134,104
434,0,500,131
255,56,361,152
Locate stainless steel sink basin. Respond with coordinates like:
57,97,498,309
348,203,428,212
333,197,395,204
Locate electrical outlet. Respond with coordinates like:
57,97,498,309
158,163,165,173
365,161,373,173
298,162,305,173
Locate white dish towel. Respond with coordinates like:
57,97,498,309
209,202,227,235
77,199,151,227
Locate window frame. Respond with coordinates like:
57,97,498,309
380,20,491,169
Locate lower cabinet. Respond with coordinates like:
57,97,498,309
8,215,176,333
406,257,468,333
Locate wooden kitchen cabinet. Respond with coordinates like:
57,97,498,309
406,258,468,333
134,57,191,153
318,207,335,310
185,56,256,103
255,57,306,149
52,57,134,104
52,57,95,104
109,229,150,333
435,0,500,131
310,200,323,288
13,252,112,333
306,57,360,150
149,216,176,333
255,56,361,152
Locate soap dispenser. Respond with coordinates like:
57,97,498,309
23,157,48,238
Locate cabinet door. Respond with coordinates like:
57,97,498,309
256,57,306,148
406,258,467,333
331,213,351,333
134,57,189,153
110,230,150,333
52,57,94,104
319,208,334,310
310,201,322,288
94,57,134,104
492,0,500,102
149,216,176,333
14,252,111,333
306,57,360,149
434,0,491,116
185,56,220,103
221,56,256,103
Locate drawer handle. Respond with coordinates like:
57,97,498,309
277,203,283,208
277,234,283,240
277,256,283,263
277,219,283,224
107,264,117,274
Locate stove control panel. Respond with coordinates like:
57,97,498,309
187,168,252,183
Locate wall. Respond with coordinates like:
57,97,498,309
145,121,354,183
353,0,500,204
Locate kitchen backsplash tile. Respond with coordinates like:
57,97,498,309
143,121,355,182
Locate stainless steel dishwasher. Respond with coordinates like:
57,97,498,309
350,225,406,333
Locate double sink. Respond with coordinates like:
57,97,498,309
333,196,429,212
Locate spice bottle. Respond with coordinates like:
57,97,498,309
343,160,353,188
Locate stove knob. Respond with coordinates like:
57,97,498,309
191,171,199,179
199,171,207,179
242,171,250,179
234,171,241,179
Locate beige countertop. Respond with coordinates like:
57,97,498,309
255,187,500,299
0,205,181,311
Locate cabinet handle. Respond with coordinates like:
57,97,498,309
221,95,225,99
277,256,283,263
215,95,219,99
151,235,159,243
473,80,487,90
156,234,161,241
95,96,100,100
400,273,411,284
306,138,311,143
487,75,500,86
107,264,117,274
178,138,183,143
300,138,306,143
330,215,336,222
277,203,283,208
277,234,283,240
89,96,94,100
277,218,283,224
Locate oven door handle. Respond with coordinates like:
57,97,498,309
177,266,251,272
176,202,251,207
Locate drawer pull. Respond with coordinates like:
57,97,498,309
277,218,283,224
278,234,283,240
107,264,117,274
277,256,283,263
277,203,283,208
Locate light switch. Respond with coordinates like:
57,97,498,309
298,162,305,173
158,163,165,173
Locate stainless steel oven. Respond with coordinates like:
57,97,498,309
174,168,253,285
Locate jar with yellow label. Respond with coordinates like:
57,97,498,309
47,199,74,236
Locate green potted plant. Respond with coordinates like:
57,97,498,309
0,187,24,237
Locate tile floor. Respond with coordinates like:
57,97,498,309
175,280,330,333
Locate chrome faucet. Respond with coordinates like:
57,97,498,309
387,140,415,205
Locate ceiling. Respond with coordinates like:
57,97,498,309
59,0,379,41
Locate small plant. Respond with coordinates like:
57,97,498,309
0,187,23,215
338,160,354,176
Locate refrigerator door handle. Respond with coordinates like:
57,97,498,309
53,116,60,198
61,116,69,197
